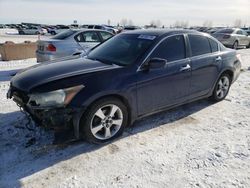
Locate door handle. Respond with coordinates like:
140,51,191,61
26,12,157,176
180,64,191,72
215,56,222,62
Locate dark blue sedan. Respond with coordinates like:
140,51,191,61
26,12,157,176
8,29,241,143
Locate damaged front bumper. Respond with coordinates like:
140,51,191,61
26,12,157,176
7,88,84,139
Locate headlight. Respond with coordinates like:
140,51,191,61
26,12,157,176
29,85,84,108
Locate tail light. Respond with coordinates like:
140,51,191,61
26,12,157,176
223,35,231,39
46,44,56,52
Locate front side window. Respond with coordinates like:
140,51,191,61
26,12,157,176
150,35,186,62
87,34,155,66
236,30,243,35
189,35,211,56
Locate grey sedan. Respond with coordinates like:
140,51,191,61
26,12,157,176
36,29,114,62
213,28,250,49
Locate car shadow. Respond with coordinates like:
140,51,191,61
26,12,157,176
0,98,215,187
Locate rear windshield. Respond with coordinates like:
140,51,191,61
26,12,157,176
51,30,76,40
215,29,234,34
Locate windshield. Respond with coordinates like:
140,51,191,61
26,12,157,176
51,29,76,40
87,34,155,66
215,29,234,34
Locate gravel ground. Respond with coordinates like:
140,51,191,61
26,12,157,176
0,49,249,188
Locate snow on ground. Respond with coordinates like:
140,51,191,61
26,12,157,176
0,31,49,44
0,49,250,188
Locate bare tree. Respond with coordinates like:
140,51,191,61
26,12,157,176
155,20,162,28
107,19,111,26
149,20,162,28
128,19,134,26
203,20,213,27
120,18,128,26
234,19,242,27
173,21,181,28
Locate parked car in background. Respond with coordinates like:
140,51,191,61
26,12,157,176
83,25,118,34
241,27,250,35
0,24,6,28
8,29,241,143
18,26,45,35
36,29,114,62
213,28,250,49
122,26,142,32
50,25,70,35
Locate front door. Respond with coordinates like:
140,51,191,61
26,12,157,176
136,35,191,115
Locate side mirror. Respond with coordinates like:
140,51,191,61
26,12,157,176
144,58,167,70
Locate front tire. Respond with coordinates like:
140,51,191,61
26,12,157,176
80,97,128,144
211,74,231,102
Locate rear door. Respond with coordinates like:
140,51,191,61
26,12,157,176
137,35,191,115
188,34,221,98
75,31,101,50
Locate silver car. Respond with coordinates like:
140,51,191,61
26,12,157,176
213,28,250,49
18,26,45,35
36,29,114,62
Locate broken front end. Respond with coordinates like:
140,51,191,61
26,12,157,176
7,85,85,140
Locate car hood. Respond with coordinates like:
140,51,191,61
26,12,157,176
11,57,120,92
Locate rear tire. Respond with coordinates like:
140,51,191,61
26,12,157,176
80,97,128,144
19,31,25,35
211,74,231,102
233,41,238,50
247,42,250,49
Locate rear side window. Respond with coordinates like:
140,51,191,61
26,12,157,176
151,35,186,62
83,32,100,42
236,30,243,35
75,32,101,42
94,25,102,29
189,35,210,56
52,30,76,40
208,38,219,52
100,32,113,41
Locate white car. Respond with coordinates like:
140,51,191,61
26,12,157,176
18,26,44,35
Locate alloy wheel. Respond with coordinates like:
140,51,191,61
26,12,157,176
216,76,230,99
90,104,123,140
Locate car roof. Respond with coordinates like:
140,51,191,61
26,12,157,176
123,29,200,37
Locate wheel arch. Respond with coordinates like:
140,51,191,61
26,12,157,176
221,69,234,82
210,68,234,96
74,93,132,140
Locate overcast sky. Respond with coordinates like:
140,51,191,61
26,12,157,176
0,0,249,26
